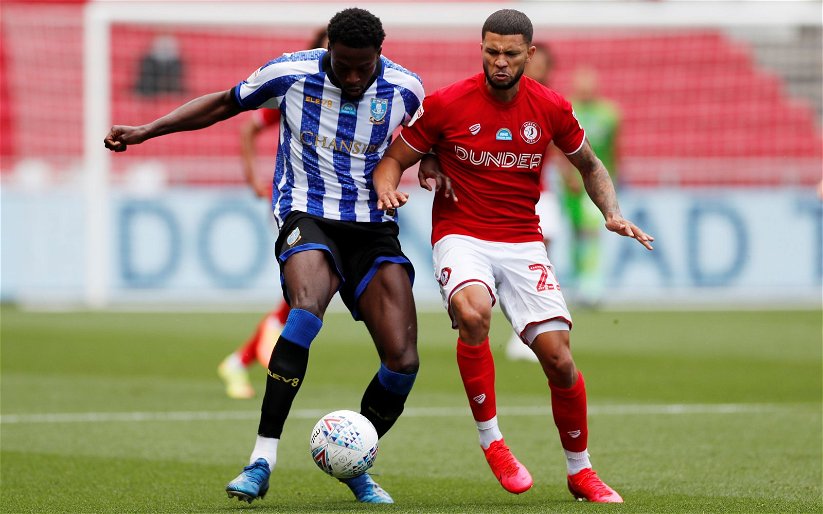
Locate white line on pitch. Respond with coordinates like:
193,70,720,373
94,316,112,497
0,403,813,425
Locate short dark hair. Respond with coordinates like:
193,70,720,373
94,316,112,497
327,8,385,50
482,9,533,44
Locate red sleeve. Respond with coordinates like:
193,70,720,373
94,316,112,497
398,93,442,154
551,95,585,155
253,108,281,128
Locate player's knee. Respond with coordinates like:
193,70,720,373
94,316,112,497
382,346,419,375
286,297,325,318
385,358,419,376
542,352,576,382
454,305,491,335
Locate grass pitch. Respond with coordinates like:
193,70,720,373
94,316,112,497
1,306,821,513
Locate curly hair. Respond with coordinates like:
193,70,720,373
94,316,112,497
482,9,533,44
327,8,385,49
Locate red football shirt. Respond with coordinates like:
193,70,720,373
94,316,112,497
400,73,585,244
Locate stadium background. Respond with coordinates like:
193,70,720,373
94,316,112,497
1,2,821,512
1,0,821,308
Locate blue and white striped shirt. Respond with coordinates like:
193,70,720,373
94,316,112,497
234,49,424,224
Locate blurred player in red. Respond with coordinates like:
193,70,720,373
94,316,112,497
217,29,328,399
374,9,653,502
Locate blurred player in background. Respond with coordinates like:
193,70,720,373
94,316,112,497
374,9,652,503
105,8,424,505
217,28,328,400
504,42,559,362
559,66,621,307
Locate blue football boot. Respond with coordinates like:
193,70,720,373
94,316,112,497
340,472,394,503
225,458,270,503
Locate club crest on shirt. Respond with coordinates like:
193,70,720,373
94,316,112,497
286,227,302,247
520,121,541,144
437,267,452,286
341,103,357,116
469,123,481,135
495,128,513,141
369,98,388,124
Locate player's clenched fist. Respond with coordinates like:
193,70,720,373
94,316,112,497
104,125,147,152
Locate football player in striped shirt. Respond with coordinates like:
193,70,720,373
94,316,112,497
105,8,424,505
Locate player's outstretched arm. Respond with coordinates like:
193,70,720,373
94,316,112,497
566,140,654,250
104,89,243,152
374,138,425,210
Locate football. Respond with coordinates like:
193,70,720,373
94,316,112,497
309,410,379,479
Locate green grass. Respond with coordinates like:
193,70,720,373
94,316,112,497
1,306,821,513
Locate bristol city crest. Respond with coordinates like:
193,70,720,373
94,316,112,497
437,267,452,286
520,121,541,144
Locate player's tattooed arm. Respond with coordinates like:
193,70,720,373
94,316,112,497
566,140,620,219
567,140,654,250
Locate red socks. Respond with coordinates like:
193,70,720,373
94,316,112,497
237,314,270,366
549,370,588,452
457,339,589,456
236,303,290,367
276,301,290,325
456,338,497,422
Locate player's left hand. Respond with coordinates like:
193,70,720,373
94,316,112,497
418,154,457,202
605,215,654,250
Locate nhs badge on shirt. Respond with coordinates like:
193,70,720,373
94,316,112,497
496,128,513,141
369,98,388,124
341,103,357,116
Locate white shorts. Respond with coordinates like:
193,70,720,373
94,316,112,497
432,235,572,342
536,191,561,242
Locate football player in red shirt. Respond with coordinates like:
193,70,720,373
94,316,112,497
374,9,652,503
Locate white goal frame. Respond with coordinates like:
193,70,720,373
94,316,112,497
83,0,821,307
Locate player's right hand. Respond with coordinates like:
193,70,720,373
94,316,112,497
104,125,146,152
377,188,409,211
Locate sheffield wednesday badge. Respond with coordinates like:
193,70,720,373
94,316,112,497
369,98,388,124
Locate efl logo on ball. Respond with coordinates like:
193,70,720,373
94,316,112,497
309,410,379,479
